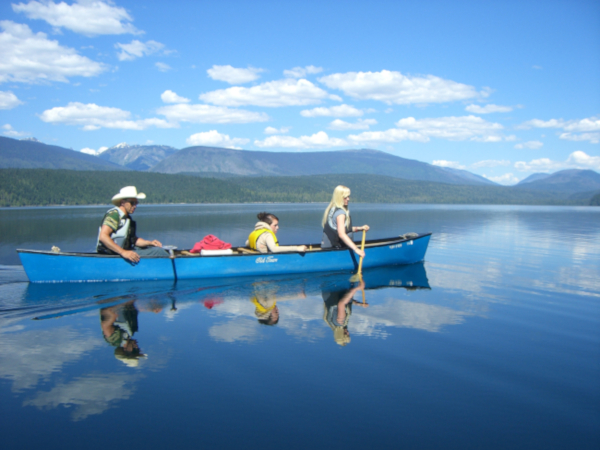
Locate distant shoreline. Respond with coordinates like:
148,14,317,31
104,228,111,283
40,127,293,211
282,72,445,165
0,168,596,208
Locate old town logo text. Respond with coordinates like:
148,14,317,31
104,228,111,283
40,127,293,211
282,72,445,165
256,256,278,264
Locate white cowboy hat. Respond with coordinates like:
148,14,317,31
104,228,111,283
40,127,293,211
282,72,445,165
111,186,147,206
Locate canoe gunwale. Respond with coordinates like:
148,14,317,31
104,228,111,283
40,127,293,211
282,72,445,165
17,233,432,259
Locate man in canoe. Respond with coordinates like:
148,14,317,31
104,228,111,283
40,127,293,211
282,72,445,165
97,186,168,262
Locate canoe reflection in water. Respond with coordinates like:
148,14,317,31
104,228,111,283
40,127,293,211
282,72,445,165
100,301,147,367
19,263,431,348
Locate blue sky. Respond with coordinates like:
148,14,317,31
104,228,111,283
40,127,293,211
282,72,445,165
0,0,598,184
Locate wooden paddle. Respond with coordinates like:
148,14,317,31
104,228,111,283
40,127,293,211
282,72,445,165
350,230,366,282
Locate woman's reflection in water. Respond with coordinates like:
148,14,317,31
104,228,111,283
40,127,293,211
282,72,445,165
100,300,147,367
251,280,306,325
322,279,367,346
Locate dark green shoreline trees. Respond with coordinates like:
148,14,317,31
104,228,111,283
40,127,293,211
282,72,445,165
0,168,592,207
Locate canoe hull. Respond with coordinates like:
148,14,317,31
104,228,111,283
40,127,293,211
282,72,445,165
18,233,431,283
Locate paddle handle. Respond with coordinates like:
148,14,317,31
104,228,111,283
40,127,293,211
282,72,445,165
357,229,366,274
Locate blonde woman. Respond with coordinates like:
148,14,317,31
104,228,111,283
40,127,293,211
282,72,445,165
321,185,369,256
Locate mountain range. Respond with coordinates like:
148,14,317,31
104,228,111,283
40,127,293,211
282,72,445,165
149,146,496,186
0,136,125,171
98,143,178,171
0,137,494,186
1,136,598,201
515,169,600,194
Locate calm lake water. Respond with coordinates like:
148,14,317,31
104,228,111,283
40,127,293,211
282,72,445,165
0,204,599,450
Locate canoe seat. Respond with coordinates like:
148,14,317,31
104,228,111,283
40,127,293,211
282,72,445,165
237,247,259,254
178,250,200,257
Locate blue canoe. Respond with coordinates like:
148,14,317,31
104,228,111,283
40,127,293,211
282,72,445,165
17,233,431,283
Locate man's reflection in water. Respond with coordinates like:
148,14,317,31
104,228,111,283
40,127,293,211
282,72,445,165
251,280,307,326
322,279,367,346
100,300,147,367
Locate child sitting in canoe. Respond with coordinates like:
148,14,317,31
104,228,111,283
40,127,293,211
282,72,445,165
246,212,307,253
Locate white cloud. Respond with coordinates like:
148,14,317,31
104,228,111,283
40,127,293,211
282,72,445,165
209,318,265,343
160,90,190,104
465,104,513,114
40,102,176,131
0,91,22,109
562,117,600,132
519,116,600,143
351,298,467,334
329,118,377,130
207,65,264,84
264,126,290,134
0,21,106,83
560,118,600,143
484,173,521,185
254,131,347,149
157,103,269,124
80,146,108,155
318,70,482,105
565,151,600,170
515,140,543,149
199,78,339,107
396,115,505,141
24,373,139,421
155,62,171,72
186,130,249,149
471,135,503,142
115,40,165,61
471,159,511,169
206,290,470,338
514,150,600,172
519,118,565,129
284,65,323,78
347,115,505,145
0,326,102,392
560,132,600,143
515,158,563,172
432,160,466,169
300,104,363,117
348,128,429,144
12,0,139,36
2,124,28,137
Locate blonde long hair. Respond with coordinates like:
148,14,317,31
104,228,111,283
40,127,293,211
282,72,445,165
322,185,351,228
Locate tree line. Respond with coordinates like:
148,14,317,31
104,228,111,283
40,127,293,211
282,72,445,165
0,169,592,207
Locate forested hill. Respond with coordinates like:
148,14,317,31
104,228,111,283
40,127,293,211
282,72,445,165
0,169,592,207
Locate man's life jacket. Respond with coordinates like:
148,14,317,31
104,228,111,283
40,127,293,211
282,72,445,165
248,228,279,251
96,207,136,252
